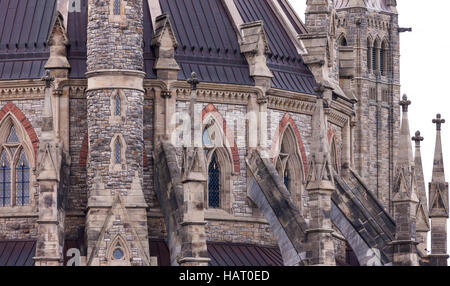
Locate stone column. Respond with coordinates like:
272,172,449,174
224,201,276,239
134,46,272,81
85,0,150,266
34,72,65,266
429,114,449,266
178,73,210,266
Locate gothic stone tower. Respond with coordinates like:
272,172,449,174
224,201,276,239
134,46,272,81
85,0,150,266
334,0,401,212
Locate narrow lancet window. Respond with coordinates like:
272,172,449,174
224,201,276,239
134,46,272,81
16,150,30,206
0,151,11,207
115,139,121,164
114,0,121,15
115,95,121,116
208,152,220,209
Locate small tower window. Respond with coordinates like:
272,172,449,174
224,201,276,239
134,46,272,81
16,150,30,206
114,0,121,15
115,95,121,116
208,152,220,209
115,139,121,164
372,45,377,72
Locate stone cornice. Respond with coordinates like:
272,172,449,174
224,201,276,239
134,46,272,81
0,80,45,100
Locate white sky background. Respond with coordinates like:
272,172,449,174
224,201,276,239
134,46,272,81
289,0,450,254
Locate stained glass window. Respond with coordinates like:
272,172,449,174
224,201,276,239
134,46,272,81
114,0,120,15
115,139,121,164
16,150,30,206
0,151,10,207
208,153,220,209
115,95,121,116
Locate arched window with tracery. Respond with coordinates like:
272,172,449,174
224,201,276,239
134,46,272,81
0,117,33,207
275,126,305,207
202,117,233,212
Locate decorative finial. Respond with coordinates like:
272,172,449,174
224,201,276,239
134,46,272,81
41,70,55,89
412,131,424,145
187,72,200,91
433,114,445,131
400,94,411,112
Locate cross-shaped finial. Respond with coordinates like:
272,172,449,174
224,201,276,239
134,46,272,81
433,114,445,131
41,70,54,89
187,72,200,91
399,94,411,112
412,131,424,146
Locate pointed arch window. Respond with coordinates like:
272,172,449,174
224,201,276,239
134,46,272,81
115,139,121,164
0,119,33,207
208,152,220,209
202,115,234,212
115,95,121,116
367,38,372,72
275,125,305,208
372,41,378,72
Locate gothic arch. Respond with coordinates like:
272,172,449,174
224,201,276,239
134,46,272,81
109,134,127,172
338,33,347,47
202,110,235,213
275,125,305,207
0,110,36,208
328,127,341,174
270,113,308,178
107,234,131,266
201,104,240,173
0,103,39,162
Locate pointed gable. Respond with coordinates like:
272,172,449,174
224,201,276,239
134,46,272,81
234,0,317,94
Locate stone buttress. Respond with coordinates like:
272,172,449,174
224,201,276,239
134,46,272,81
85,0,150,266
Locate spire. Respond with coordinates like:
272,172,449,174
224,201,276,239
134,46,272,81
432,114,446,183
398,95,414,167
429,114,449,266
391,94,419,266
412,131,430,256
412,131,427,207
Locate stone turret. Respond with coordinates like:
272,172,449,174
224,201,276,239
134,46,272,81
305,86,336,266
391,95,419,266
429,114,449,266
85,0,150,266
411,131,429,257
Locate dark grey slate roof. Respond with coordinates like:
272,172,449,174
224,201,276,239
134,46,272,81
159,0,253,85
0,0,57,80
1,0,317,95
0,240,36,266
234,0,317,94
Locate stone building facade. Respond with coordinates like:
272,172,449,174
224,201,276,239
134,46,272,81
0,0,447,266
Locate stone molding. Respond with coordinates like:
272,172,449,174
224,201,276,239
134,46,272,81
86,69,146,92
